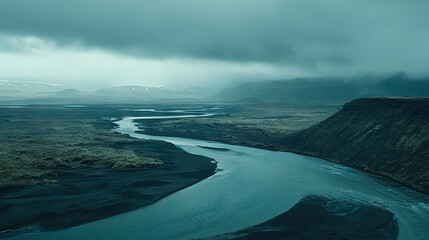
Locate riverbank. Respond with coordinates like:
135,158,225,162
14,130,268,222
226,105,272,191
139,100,429,195
135,103,338,150
279,98,429,194
4,104,429,240
0,105,216,236
205,195,398,240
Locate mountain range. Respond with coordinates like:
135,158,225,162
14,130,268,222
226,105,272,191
217,73,429,104
0,81,206,104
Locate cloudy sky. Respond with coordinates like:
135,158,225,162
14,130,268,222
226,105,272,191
0,0,428,89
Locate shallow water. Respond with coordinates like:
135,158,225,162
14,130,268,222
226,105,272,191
10,109,429,240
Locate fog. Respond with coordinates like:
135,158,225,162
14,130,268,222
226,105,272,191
0,0,428,90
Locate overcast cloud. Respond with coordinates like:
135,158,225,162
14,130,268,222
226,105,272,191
0,0,428,89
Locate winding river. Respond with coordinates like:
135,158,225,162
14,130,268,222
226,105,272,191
11,108,429,240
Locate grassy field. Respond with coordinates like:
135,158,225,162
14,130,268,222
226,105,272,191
0,107,162,186
0,105,216,235
0,103,340,188
138,103,340,149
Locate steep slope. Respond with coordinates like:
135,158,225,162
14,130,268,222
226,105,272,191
278,98,429,194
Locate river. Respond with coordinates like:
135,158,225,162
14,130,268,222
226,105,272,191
10,108,429,240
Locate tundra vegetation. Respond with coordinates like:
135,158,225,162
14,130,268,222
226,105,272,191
0,107,162,186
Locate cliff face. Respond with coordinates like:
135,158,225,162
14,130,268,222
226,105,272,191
278,98,429,194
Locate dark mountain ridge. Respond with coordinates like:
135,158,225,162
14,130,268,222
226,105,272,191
218,73,429,104
278,97,429,194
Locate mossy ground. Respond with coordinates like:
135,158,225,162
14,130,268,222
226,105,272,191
0,106,162,186
138,103,339,150
0,105,216,235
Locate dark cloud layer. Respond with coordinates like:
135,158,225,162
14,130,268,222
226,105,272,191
0,0,428,75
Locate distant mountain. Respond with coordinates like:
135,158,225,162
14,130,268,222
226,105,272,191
0,80,68,98
217,73,429,104
45,89,87,97
0,84,207,104
370,73,429,96
0,80,67,92
94,86,175,97
278,97,429,194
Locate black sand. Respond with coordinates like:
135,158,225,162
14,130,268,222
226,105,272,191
205,195,398,240
0,105,216,237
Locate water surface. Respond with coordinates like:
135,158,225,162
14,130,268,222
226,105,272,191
10,108,429,240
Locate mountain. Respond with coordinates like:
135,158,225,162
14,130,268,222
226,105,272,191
93,86,206,102
218,78,359,104
277,97,429,194
0,80,67,93
0,84,207,104
94,86,177,98
217,73,429,104
0,80,68,100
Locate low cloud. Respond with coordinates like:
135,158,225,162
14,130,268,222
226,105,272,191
0,0,428,87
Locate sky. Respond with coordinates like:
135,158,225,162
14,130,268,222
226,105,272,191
0,0,428,90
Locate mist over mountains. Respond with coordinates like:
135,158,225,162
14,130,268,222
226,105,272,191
0,81,207,104
1,73,429,105
218,73,429,104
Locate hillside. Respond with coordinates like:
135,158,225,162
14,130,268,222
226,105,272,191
217,74,429,104
278,97,429,194
218,78,359,104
